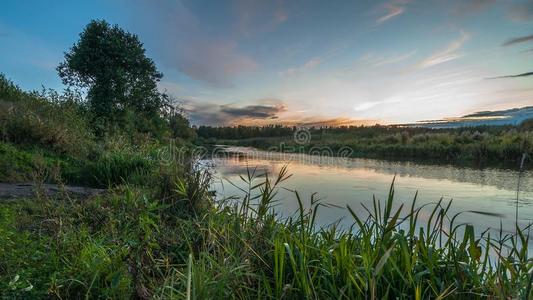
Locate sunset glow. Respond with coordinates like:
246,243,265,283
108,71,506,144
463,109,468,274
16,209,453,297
1,0,532,125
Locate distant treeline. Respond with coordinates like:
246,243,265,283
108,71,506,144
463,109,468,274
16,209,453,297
196,124,294,139
196,122,533,140
196,122,533,167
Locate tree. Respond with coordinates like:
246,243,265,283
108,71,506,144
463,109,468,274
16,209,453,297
57,20,166,133
169,112,196,140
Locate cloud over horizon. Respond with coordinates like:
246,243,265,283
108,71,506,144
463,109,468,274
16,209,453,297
221,104,287,119
183,99,380,127
184,100,287,126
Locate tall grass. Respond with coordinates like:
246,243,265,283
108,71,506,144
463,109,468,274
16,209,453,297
161,167,533,299
0,74,94,157
1,165,532,298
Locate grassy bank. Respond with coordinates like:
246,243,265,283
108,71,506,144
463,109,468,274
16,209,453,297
0,73,197,188
0,139,187,188
1,165,533,299
198,124,533,168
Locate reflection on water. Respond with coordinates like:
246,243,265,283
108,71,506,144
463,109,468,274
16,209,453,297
208,147,533,238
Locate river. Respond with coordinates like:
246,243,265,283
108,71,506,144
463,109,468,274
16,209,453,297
206,146,533,238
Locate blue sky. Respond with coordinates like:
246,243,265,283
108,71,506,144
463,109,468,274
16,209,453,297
1,0,533,125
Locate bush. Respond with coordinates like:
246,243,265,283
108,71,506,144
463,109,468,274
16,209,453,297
0,142,86,183
0,74,94,158
87,150,154,187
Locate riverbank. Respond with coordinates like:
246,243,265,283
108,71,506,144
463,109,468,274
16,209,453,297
1,119,532,297
197,122,533,169
0,182,105,200
2,164,532,298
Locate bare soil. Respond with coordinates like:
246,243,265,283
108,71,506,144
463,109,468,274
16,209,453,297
0,182,105,200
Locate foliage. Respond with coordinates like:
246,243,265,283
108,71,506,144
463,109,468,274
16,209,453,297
0,68,197,185
0,142,75,183
0,138,192,188
521,118,533,130
85,141,158,187
57,19,168,135
0,74,94,157
169,112,197,140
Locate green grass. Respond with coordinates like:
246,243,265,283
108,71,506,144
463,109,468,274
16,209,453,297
0,139,197,188
1,165,532,299
0,141,87,183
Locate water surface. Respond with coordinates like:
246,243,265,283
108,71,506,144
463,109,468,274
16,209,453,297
208,147,533,237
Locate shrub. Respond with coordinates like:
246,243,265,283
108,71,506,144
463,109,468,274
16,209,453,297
87,149,155,187
0,142,85,183
0,74,94,158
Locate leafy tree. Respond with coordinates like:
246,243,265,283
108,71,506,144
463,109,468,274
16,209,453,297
57,20,166,134
169,112,196,140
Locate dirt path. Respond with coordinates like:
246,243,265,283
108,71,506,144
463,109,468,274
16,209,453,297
0,183,105,199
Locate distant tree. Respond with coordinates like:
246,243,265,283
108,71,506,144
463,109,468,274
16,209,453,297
57,19,166,134
521,118,533,130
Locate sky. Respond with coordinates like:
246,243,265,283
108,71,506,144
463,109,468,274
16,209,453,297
1,0,533,126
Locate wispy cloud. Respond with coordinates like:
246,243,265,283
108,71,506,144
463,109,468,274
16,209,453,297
374,50,417,66
274,8,288,23
502,34,533,46
418,31,469,68
279,44,347,78
376,0,410,25
353,97,404,112
177,39,257,88
360,50,417,67
279,57,321,77
486,71,533,79
234,0,289,37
